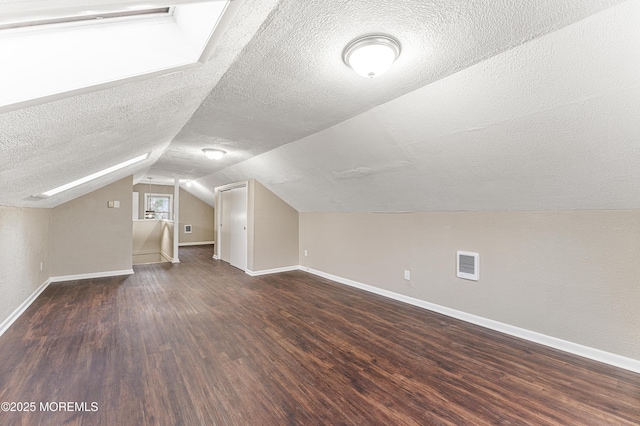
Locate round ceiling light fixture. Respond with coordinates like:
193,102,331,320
342,35,401,79
202,148,226,160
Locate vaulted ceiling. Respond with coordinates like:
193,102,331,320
1,0,637,212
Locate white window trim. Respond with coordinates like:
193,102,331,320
144,193,173,221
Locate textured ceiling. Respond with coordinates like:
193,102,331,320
1,0,635,213
0,0,279,207
198,0,640,211
153,0,624,186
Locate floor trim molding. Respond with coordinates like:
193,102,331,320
303,266,640,374
49,269,134,283
132,249,158,256
179,241,214,247
246,265,300,276
0,278,51,338
160,251,173,263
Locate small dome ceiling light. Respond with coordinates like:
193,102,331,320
342,35,401,79
202,148,226,160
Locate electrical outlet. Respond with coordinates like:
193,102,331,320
304,250,308,257
40,262,43,272
403,269,410,280
114,200,120,208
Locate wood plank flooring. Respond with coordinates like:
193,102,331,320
0,245,639,425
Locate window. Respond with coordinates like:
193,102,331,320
37,153,149,198
0,8,172,31
144,193,173,220
0,1,234,111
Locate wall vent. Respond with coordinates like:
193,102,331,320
185,225,192,234
457,251,479,281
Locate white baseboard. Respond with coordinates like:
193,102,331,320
50,269,134,283
133,251,175,264
160,251,172,263
179,241,214,247
245,265,300,276
0,279,52,338
303,267,640,374
132,249,158,256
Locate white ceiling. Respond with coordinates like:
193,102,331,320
0,0,278,207
1,0,637,213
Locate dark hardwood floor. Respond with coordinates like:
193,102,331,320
0,246,639,425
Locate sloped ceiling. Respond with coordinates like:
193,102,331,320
1,0,635,213
200,0,640,212
0,0,279,208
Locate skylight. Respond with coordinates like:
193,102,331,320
0,8,172,31
38,153,150,198
0,1,235,111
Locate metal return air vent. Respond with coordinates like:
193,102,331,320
457,251,479,281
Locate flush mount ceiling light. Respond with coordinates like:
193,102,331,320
202,148,226,160
342,35,401,79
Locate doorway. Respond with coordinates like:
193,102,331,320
217,184,247,270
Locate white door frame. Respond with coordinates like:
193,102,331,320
214,181,248,271
228,185,247,270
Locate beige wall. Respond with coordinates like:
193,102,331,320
133,184,214,244
132,220,162,254
160,220,174,261
51,177,133,276
248,180,299,271
179,188,214,244
299,210,640,360
0,207,51,326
